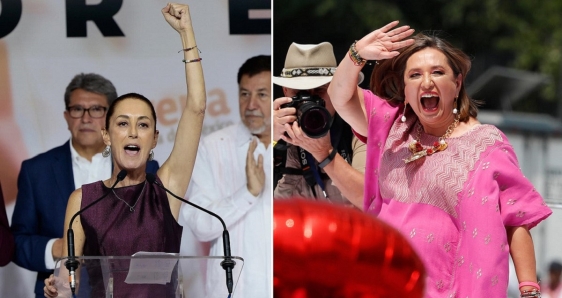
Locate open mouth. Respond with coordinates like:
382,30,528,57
124,145,141,155
421,94,439,112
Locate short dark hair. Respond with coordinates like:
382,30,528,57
64,73,117,107
237,55,271,84
371,33,479,123
105,92,157,132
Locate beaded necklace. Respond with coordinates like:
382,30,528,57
404,116,459,164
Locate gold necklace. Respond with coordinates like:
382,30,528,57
404,116,459,164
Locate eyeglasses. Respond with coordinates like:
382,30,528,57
67,105,108,119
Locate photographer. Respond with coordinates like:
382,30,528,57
273,42,365,207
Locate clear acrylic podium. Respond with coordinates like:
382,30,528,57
53,254,244,298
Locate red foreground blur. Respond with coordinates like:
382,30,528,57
274,198,425,298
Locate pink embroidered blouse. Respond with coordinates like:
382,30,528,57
357,89,552,297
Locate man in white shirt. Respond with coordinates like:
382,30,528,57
183,55,271,297
10,73,159,297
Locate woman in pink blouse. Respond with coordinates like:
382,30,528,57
328,22,552,297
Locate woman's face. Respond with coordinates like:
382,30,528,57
103,98,158,170
403,47,462,129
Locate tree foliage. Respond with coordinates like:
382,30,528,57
274,0,562,115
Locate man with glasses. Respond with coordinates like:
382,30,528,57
10,73,159,297
184,55,272,298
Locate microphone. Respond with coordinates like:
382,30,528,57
65,170,127,295
146,173,236,296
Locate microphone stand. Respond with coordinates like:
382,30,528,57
146,173,236,296
65,170,127,295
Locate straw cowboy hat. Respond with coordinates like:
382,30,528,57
273,42,363,90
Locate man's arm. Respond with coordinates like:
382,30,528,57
282,121,365,207
272,96,301,198
313,145,364,208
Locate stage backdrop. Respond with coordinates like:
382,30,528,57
0,0,270,296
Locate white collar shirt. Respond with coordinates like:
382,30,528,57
69,140,112,189
181,122,272,298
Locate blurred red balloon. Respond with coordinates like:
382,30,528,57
274,198,425,298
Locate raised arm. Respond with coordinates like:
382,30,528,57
158,3,206,216
328,21,414,136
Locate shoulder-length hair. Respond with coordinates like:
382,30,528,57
370,33,479,122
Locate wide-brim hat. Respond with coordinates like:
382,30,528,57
273,42,363,90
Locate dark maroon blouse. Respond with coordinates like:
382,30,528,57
80,176,182,297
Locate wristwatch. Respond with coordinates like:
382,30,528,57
318,149,337,169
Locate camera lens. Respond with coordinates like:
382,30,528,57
298,104,331,138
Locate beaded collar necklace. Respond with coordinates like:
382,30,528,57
404,116,459,164
112,180,147,212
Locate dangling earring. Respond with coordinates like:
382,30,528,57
102,146,111,158
401,103,408,122
453,97,458,115
148,150,154,161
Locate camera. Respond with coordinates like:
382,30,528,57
280,91,332,138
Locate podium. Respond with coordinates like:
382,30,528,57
52,254,244,298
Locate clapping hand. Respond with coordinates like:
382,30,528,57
246,138,265,197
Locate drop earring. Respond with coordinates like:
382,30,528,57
102,146,111,158
401,103,408,122
148,150,154,161
453,97,458,115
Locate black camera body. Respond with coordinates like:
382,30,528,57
281,92,332,138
